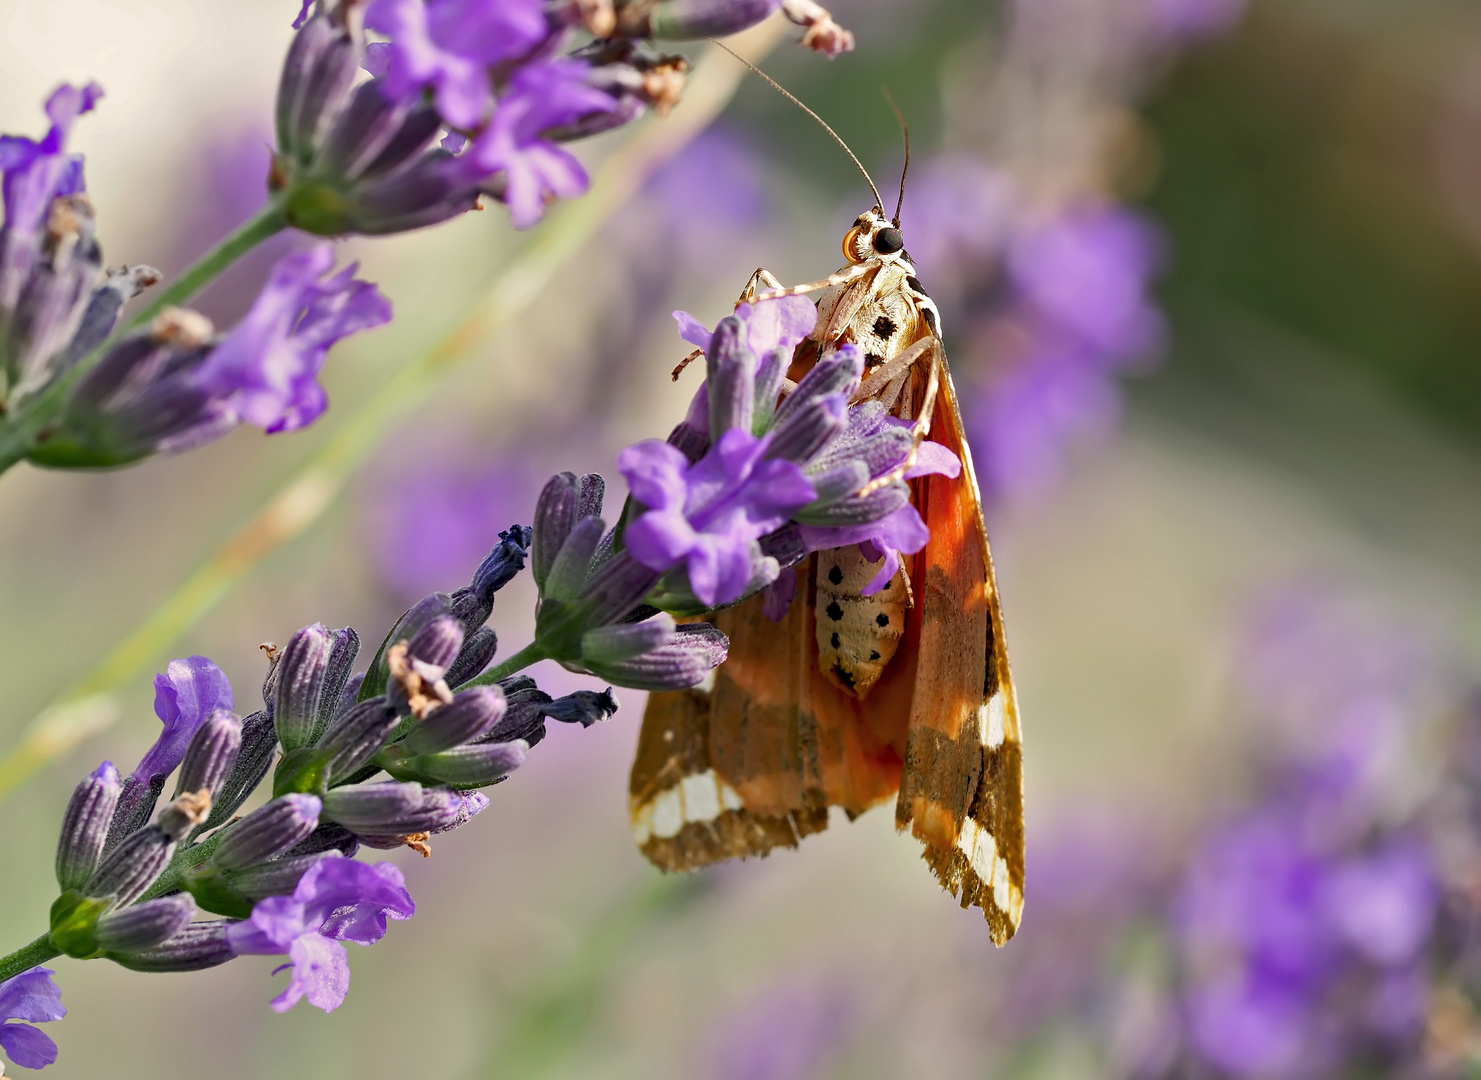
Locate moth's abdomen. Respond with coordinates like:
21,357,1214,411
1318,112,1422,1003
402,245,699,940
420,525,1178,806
815,545,909,700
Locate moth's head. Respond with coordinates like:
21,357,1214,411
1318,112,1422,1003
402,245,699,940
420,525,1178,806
842,207,905,265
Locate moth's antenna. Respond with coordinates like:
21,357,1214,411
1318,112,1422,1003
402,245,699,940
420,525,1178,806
710,40,885,211
883,88,909,228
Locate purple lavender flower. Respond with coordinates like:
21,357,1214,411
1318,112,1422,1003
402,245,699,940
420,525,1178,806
0,82,102,313
1146,0,1248,42
621,433,816,608
140,657,236,783
0,968,65,1071
226,856,415,1013
365,0,550,129
461,60,619,228
197,243,391,433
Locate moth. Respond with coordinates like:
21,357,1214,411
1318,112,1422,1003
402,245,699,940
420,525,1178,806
627,98,1023,945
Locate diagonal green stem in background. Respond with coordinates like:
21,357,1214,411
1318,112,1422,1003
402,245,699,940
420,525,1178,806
0,23,783,804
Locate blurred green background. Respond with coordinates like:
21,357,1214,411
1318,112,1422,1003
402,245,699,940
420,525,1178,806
2,0,1481,1076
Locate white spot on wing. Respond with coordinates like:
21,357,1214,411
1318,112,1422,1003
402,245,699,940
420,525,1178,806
632,768,747,845
650,788,684,839
993,854,1012,915
980,693,1006,749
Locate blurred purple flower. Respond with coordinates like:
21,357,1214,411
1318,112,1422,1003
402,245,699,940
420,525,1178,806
367,457,537,601
621,431,815,607
1008,206,1164,365
0,81,100,270
227,856,415,1013
706,978,855,1080
0,967,65,1071
197,243,392,433
1145,0,1248,42
462,60,618,228
365,0,549,128
645,128,769,240
137,656,235,784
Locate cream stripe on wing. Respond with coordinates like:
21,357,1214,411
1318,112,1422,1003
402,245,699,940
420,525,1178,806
632,768,746,846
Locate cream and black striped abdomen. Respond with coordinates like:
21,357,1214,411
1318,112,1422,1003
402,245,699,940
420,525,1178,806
814,546,909,699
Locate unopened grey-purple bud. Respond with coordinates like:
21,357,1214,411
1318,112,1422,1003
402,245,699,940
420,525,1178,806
93,894,197,952
211,794,322,872
108,922,234,973
399,686,505,756
56,761,121,891
83,826,174,908
173,710,242,799
275,623,334,751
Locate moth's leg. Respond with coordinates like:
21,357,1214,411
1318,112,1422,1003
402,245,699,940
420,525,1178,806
740,268,788,304
753,260,874,301
856,339,944,498
853,335,933,403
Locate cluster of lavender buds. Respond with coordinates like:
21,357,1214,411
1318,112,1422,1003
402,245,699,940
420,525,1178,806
0,288,963,1065
0,0,853,475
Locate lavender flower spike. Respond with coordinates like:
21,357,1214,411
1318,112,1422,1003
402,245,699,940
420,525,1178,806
0,967,65,1071
195,244,392,434
227,858,415,1013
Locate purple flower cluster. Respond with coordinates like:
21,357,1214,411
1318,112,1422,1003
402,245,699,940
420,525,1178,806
276,0,854,234
518,296,959,690
0,85,392,469
27,522,636,1038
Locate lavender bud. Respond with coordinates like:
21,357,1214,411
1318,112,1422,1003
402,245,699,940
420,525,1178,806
765,393,847,465
83,826,174,907
468,525,534,606
338,672,365,714
322,782,459,834
318,80,441,182
6,194,102,389
444,627,498,688
93,894,196,952
707,317,756,438
640,0,781,38
575,551,662,628
582,613,678,664
773,349,864,430
172,710,242,800
278,11,358,164
545,516,605,602
582,622,727,691
398,686,506,757
223,851,339,900
395,742,527,788
578,473,606,520
56,761,121,891
312,626,361,742
532,473,581,588
198,709,276,834
479,677,551,748
431,791,490,835
317,697,398,781
211,794,322,872
794,481,910,527
104,774,167,857
285,822,360,858
275,623,334,751
407,615,464,671
108,922,233,972
542,689,620,728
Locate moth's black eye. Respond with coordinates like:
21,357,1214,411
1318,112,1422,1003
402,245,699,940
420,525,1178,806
873,227,904,255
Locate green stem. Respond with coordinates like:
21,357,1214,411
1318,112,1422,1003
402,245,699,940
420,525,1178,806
0,934,61,983
125,203,289,332
0,203,289,475
0,24,785,804
465,642,549,688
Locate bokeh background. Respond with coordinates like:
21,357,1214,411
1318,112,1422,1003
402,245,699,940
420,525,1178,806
3,0,1481,1076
